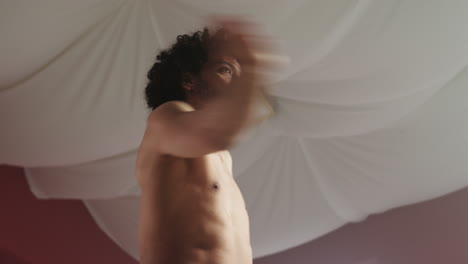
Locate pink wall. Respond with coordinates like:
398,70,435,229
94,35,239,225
254,186,468,264
0,165,137,264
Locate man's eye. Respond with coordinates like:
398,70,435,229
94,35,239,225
218,67,232,75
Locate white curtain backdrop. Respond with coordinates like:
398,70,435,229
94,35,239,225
2,0,468,259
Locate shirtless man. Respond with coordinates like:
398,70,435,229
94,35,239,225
135,19,275,264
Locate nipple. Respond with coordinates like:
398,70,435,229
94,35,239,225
212,182,220,190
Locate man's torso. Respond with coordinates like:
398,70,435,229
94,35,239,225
136,131,252,264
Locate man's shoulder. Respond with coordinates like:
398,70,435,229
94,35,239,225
148,101,195,119
143,101,199,148
147,101,194,127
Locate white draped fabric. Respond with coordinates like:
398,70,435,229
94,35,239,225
2,0,468,259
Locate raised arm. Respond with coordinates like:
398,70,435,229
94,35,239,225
145,20,269,158
146,81,257,158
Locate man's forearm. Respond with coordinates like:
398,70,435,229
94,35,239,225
195,72,260,146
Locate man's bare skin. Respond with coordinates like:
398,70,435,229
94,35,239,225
136,19,276,264
136,129,251,264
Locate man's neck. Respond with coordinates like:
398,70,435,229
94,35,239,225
186,96,204,110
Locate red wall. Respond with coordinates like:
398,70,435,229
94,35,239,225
254,185,468,264
0,248,32,264
3,164,468,264
0,165,137,264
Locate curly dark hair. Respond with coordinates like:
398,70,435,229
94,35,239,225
144,28,213,110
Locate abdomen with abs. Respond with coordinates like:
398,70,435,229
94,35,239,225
150,154,237,264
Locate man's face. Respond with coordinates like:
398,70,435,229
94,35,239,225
193,53,241,98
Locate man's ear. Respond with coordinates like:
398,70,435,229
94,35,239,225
182,73,194,91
